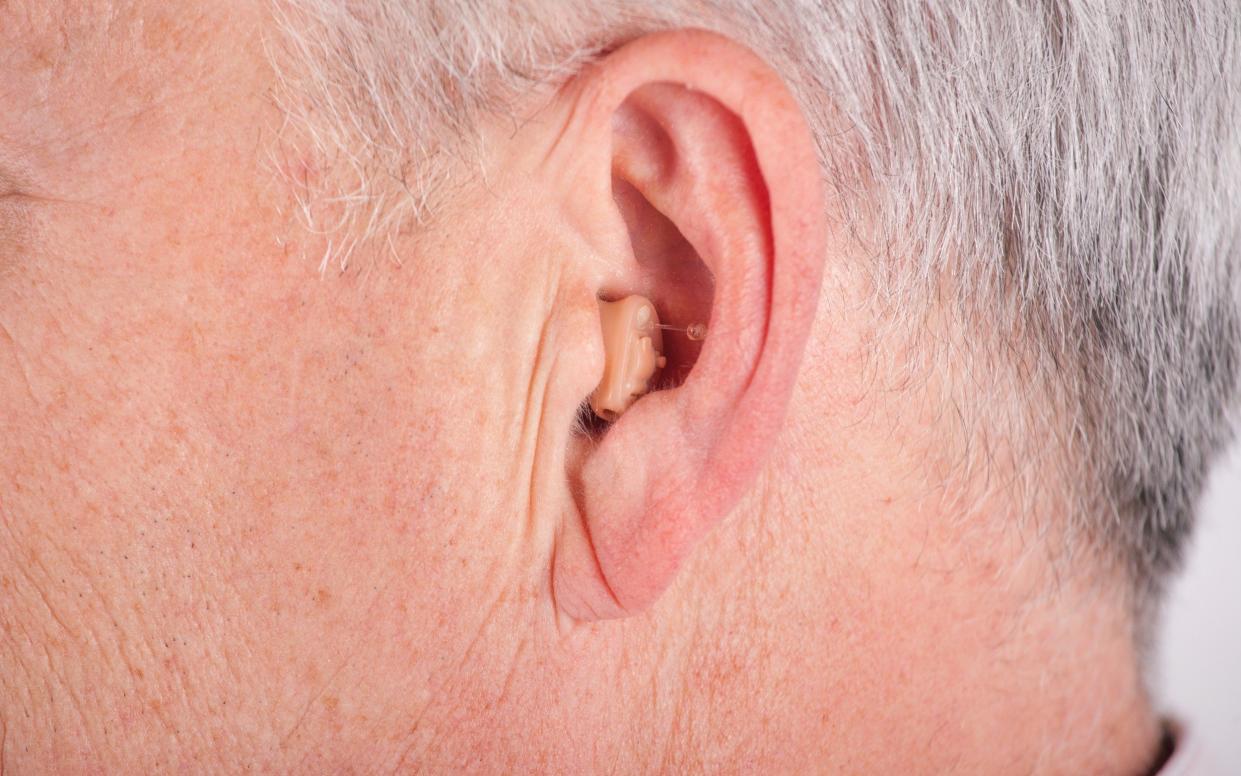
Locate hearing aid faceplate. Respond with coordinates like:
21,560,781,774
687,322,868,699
590,295,667,422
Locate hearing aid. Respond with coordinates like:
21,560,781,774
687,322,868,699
590,295,708,422
591,296,667,422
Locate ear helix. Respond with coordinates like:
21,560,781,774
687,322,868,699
590,295,707,421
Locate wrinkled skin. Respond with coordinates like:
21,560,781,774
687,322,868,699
0,2,1160,773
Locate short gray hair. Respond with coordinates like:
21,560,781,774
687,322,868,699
268,1,1241,615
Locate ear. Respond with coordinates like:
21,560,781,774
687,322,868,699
549,30,828,621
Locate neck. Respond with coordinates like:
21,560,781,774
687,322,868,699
608,396,1164,772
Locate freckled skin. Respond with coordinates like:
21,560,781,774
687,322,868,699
0,3,1160,774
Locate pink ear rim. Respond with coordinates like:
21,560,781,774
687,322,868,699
552,30,829,622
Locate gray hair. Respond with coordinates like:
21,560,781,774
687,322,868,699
268,1,1241,620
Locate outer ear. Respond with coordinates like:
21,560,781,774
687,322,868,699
552,30,828,621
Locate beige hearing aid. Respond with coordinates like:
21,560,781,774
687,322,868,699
590,296,668,421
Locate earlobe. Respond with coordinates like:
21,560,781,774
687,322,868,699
552,30,828,622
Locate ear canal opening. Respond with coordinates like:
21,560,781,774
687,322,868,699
575,398,614,436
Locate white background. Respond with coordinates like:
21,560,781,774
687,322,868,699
1159,439,1241,766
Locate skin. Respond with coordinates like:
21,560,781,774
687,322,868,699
1,2,1163,773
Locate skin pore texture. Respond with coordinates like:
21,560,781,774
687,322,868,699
1,2,1162,773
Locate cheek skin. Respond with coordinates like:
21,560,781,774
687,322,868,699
0,200,538,765
0,33,572,775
